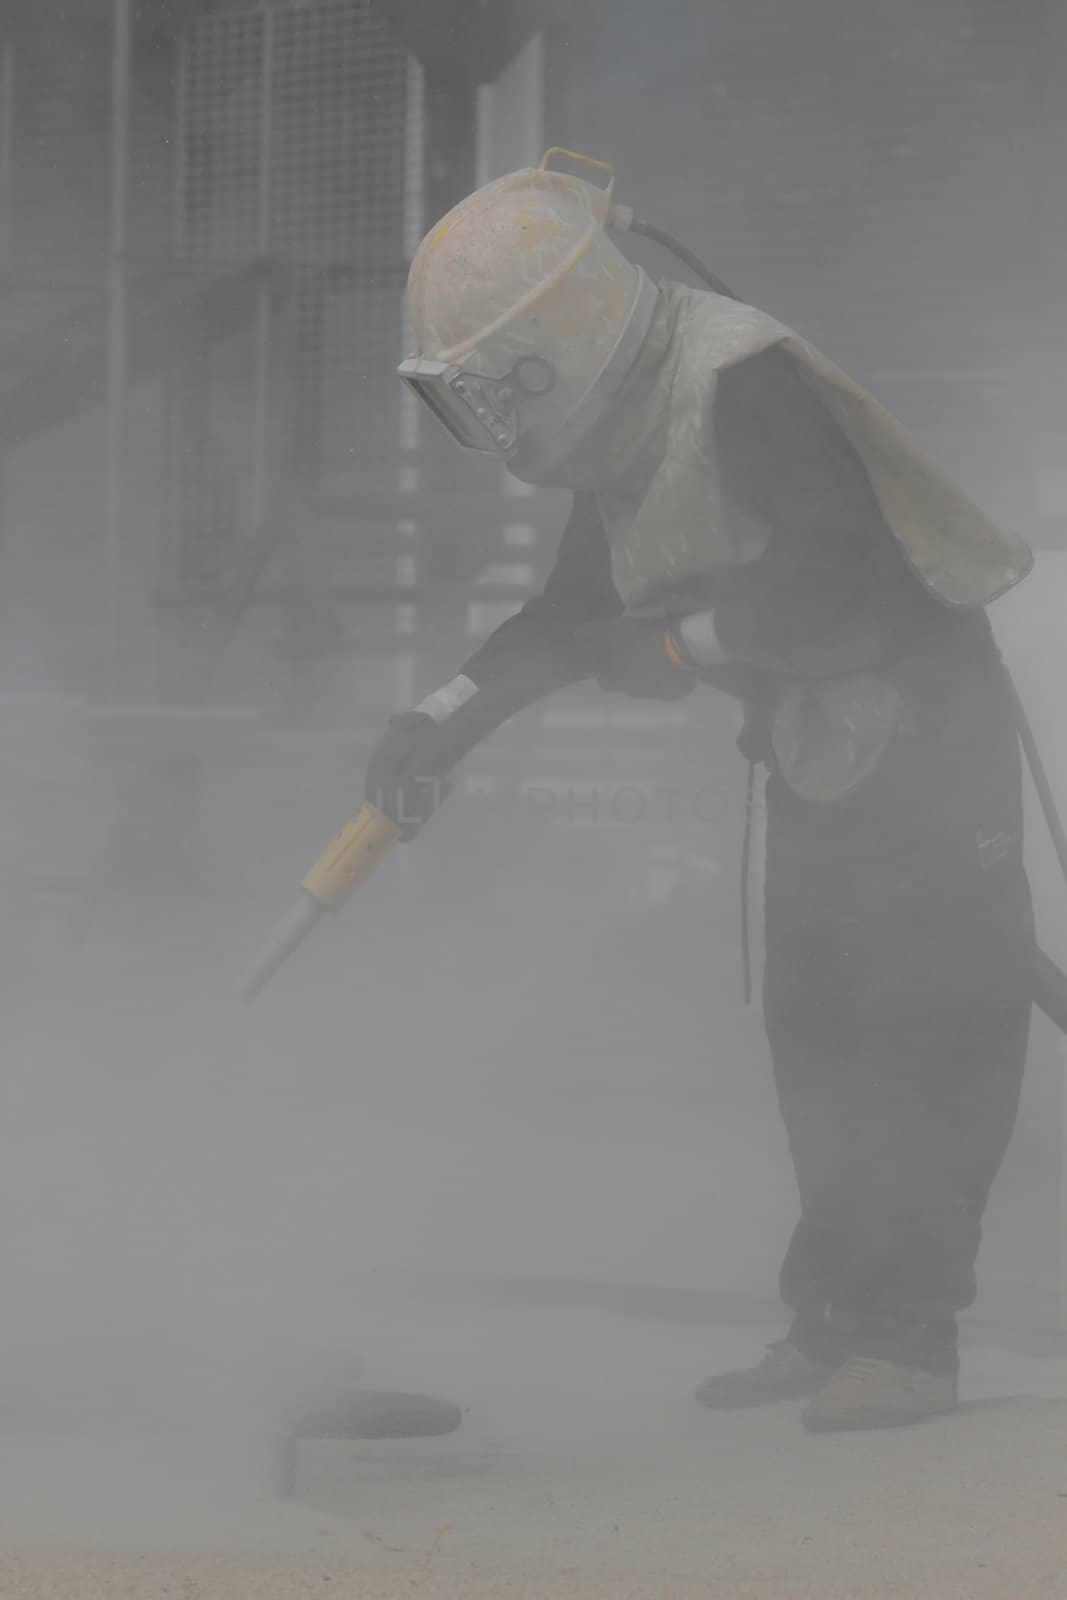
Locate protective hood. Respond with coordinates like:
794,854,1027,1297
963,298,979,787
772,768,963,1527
576,282,1031,802
589,282,1031,614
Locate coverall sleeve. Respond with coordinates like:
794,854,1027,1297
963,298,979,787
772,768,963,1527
392,492,622,763
458,489,622,697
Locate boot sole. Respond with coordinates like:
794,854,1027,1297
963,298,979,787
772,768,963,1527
802,1400,959,1433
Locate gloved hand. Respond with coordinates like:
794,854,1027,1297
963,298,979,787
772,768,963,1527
573,617,697,700
364,711,452,840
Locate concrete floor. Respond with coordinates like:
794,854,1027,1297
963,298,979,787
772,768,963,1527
1,798,1065,1596
1,560,1065,1597
2,1301,1067,1597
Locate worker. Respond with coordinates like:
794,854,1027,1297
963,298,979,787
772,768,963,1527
366,157,1035,1431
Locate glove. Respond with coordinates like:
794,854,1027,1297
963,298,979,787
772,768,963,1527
573,617,697,701
364,711,453,841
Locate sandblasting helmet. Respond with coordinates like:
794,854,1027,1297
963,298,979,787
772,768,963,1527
399,150,658,483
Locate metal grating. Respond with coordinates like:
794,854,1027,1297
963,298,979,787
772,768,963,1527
177,0,417,487
180,8,267,263
270,2,409,270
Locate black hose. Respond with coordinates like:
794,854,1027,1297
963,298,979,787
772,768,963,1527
740,759,756,1007
1005,669,1067,1035
1009,671,1067,891
627,218,742,302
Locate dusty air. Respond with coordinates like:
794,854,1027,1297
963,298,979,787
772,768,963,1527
2,3,1067,1597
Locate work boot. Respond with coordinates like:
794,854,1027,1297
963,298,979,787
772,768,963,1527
801,1356,959,1433
694,1340,834,1410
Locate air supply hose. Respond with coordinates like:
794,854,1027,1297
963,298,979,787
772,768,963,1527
621,216,743,303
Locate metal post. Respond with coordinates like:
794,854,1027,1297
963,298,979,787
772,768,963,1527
423,69,477,229
0,34,14,268
476,27,544,186
252,7,275,531
400,53,425,456
474,29,543,517
107,0,133,675
172,20,189,258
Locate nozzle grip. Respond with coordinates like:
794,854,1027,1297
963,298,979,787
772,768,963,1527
302,804,401,910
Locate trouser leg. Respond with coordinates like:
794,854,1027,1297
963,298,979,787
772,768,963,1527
767,937,1030,1374
762,652,1033,1373
839,1008,1027,1373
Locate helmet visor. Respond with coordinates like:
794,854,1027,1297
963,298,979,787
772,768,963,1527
398,357,510,454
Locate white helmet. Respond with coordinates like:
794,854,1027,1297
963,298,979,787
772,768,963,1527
399,150,658,483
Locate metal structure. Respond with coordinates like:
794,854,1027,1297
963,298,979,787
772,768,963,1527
151,0,566,673
164,1,416,621
0,0,578,705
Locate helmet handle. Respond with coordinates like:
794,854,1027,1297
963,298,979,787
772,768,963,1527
539,148,740,302
539,148,616,201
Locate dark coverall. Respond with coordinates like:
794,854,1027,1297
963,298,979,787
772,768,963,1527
455,347,1034,1377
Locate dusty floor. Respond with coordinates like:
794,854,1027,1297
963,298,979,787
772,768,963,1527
2,625,1066,1598
2,1304,1066,1598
